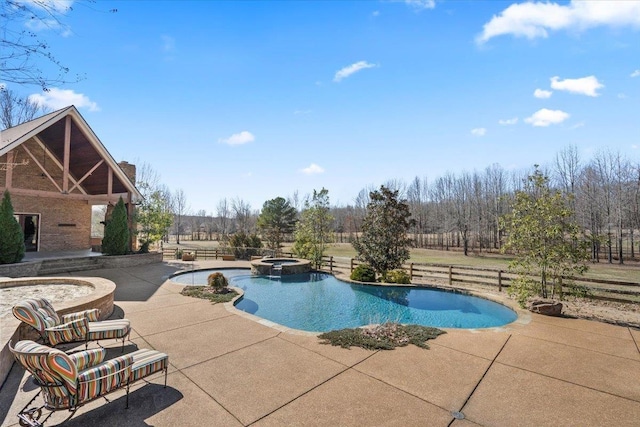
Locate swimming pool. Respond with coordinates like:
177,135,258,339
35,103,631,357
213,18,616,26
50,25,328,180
171,269,517,332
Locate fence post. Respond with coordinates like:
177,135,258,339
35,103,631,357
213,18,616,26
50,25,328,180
409,263,414,279
448,266,453,286
498,270,502,292
350,258,355,272
330,256,334,274
215,249,218,260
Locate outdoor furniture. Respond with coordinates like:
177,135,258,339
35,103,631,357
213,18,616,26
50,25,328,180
12,298,131,350
10,340,168,427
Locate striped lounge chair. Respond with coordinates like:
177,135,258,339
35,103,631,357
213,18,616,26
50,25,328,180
9,340,168,427
12,298,131,350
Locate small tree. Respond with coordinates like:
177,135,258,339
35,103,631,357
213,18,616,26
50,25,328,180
353,186,413,279
102,197,130,255
500,168,590,306
0,190,25,264
257,197,297,252
136,190,173,252
293,188,333,268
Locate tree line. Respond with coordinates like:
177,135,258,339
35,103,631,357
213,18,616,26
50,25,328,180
164,146,639,264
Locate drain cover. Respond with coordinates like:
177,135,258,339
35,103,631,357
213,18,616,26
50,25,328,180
451,411,465,420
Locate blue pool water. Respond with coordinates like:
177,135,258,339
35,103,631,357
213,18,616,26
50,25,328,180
171,269,517,332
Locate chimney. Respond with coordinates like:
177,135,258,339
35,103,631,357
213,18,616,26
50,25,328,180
118,161,136,184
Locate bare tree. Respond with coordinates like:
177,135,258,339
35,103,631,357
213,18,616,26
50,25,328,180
172,189,189,244
407,176,429,248
216,198,231,242
554,145,581,196
0,87,50,129
1,1,116,89
231,197,252,233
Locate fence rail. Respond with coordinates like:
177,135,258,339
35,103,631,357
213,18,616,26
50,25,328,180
161,248,639,302
316,256,640,303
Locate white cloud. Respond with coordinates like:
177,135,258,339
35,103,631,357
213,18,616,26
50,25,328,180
631,70,640,77
21,1,74,35
570,121,585,129
401,0,436,10
617,93,627,99
471,127,487,136
550,75,604,97
333,61,377,82
525,108,570,127
28,0,74,13
218,131,255,146
300,163,325,175
534,88,553,99
498,117,519,125
29,88,99,111
477,1,640,44
161,35,175,52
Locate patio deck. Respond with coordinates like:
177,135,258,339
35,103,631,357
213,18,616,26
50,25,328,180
1,260,638,426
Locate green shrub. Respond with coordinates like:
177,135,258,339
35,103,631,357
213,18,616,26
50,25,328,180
0,190,25,264
228,232,262,259
207,272,229,292
102,197,130,255
318,322,446,350
174,249,183,259
384,269,411,284
350,264,376,282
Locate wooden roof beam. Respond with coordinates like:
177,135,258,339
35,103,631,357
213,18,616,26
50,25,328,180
69,159,104,193
33,136,87,195
21,144,63,192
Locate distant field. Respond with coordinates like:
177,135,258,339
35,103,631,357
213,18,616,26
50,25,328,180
166,240,640,283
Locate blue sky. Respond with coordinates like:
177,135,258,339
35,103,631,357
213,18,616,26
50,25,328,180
6,0,640,212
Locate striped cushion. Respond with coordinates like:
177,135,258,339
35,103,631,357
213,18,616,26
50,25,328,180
12,298,60,333
62,309,100,323
11,340,78,403
129,349,168,382
69,348,106,371
77,355,133,402
45,318,89,346
11,340,168,410
87,319,131,341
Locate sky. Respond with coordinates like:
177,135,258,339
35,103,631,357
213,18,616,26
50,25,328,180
4,0,640,213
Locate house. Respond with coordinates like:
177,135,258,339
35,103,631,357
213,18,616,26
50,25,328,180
0,106,141,253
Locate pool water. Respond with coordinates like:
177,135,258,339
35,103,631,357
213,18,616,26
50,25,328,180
171,269,517,332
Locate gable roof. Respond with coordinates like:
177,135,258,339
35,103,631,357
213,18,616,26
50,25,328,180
1,106,142,200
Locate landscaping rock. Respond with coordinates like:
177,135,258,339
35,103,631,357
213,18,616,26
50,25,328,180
530,300,563,316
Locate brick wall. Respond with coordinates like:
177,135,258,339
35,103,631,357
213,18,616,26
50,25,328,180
12,194,91,251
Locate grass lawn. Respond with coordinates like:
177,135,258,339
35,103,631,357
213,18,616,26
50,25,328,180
319,243,640,283
167,240,640,283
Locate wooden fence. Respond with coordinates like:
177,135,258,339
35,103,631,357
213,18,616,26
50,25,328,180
316,256,640,303
161,248,639,302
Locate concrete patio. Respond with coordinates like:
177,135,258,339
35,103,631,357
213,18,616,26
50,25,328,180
1,260,639,426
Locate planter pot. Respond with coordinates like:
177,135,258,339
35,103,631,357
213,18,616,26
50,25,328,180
182,253,195,261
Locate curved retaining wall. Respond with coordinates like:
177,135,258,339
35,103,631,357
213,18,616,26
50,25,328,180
0,276,116,387
0,252,162,278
